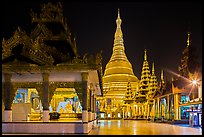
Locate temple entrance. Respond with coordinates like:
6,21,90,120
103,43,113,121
12,88,42,121
49,88,82,120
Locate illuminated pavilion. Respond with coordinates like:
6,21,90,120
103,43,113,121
2,2,103,134
152,32,202,127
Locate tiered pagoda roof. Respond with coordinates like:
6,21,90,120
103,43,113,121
2,2,78,66
135,49,151,103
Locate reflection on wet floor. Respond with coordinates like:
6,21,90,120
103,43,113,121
2,119,202,135
88,120,202,135
13,118,82,123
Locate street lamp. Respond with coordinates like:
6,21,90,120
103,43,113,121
191,79,202,99
191,80,198,85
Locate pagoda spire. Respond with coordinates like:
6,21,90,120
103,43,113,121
149,62,158,93
152,62,155,75
140,49,150,81
144,49,147,61
114,8,123,47
178,32,192,77
160,69,165,84
187,32,191,47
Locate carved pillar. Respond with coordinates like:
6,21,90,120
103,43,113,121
92,91,95,121
42,73,50,122
167,95,170,119
135,105,138,117
93,94,96,120
153,100,156,119
174,93,181,120
81,72,88,123
147,104,150,119
145,104,148,119
157,98,160,118
91,90,95,121
88,88,92,122
198,83,202,98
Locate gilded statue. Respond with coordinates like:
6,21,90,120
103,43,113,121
65,101,73,113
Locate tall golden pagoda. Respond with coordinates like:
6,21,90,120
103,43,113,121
102,9,139,104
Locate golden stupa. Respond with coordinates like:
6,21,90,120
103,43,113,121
103,9,139,100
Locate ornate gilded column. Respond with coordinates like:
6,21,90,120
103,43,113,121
174,93,181,120
167,95,170,119
93,94,96,120
153,100,156,119
143,106,145,118
42,72,50,122
147,104,150,119
81,72,88,123
88,88,92,122
157,98,160,118
135,105,138,117
198,83,202,98
139,106,141,116
145,104,148,119
91,91,95,121
3,73,13,122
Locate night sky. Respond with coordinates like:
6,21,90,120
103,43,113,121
2,1,202,81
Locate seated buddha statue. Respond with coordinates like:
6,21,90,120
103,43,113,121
65,101,73,113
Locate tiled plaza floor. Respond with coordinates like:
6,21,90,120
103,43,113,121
88,120,202,135
2,119,202,135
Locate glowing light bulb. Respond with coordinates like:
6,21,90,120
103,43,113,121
192,80,197,85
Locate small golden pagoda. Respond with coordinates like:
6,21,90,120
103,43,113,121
135,49,151,103
102,9,139,112
145,62,158,119
149,62,158,94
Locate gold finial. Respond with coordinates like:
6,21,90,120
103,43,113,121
144,49,147,61
152,62,155,74
187,32,191,47
114,8,123,45
116,8,122,28
161,69,164,83
118,8,120,19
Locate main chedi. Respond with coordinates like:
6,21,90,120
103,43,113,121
102,9,139,117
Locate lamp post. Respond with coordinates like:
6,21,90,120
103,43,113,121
191,79,202,99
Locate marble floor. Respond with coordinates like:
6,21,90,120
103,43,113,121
88,120,202,135
2,119,202,135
